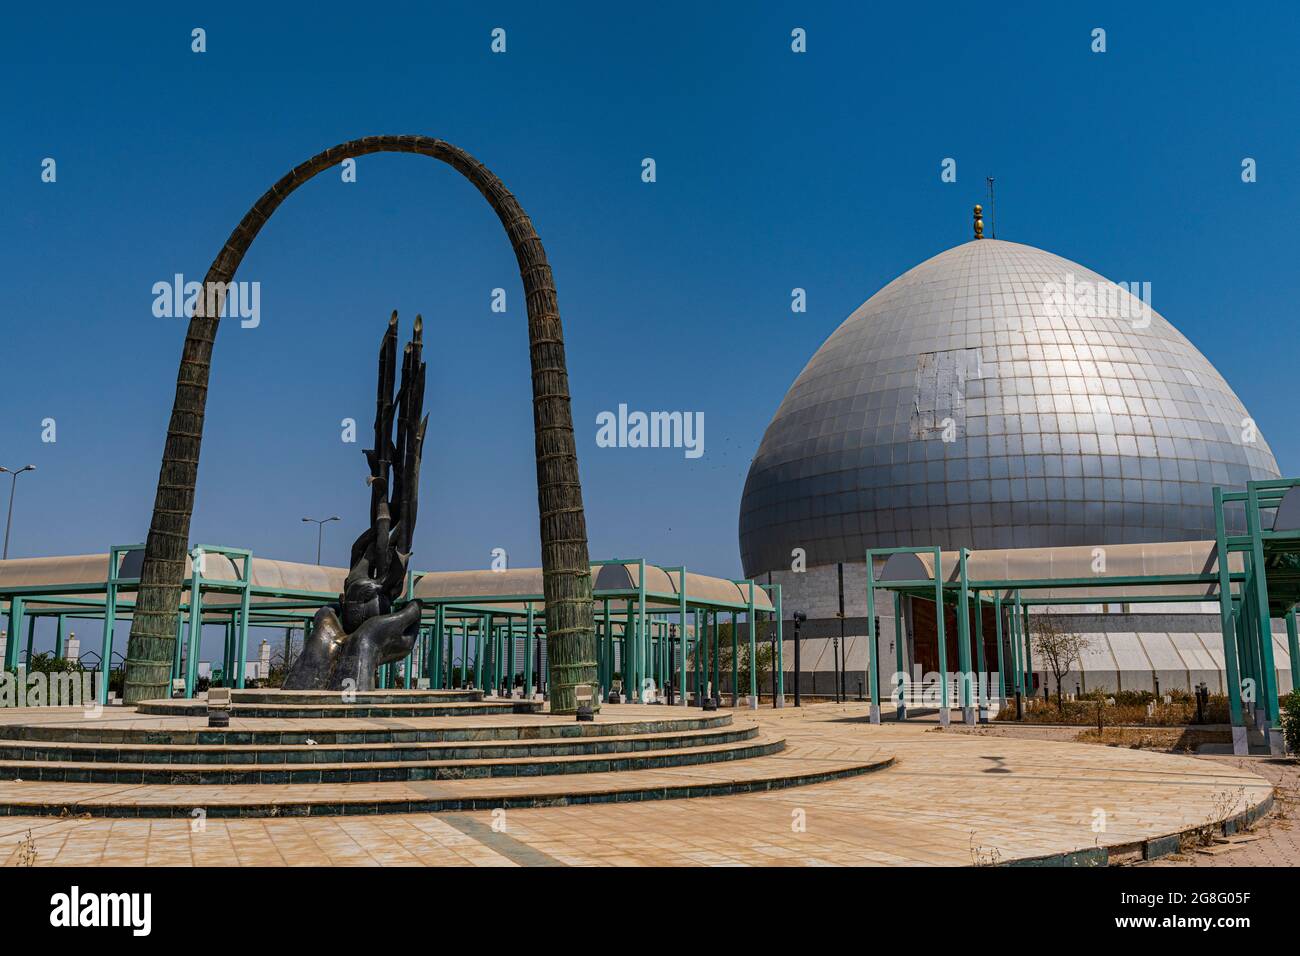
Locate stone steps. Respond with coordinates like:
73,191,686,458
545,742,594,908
222,689,486,705
0,738,894,817
134,698,542,719
0,734,786,785
0,713,735,747
0,701,898,818
0,722,760,766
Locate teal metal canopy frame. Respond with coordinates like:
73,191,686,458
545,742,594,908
1,548,779,708
862,478,1299,743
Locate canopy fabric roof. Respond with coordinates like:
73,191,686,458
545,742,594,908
877,540,1245,601
417,562,773,611
0,553,108,589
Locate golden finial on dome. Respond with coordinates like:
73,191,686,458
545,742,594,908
973,204,984,240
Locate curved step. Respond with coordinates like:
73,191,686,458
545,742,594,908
0,723,761,766
0,734,786,785
134,698,542,719
224,689,485,705
0,739,895,817
0,713,735,747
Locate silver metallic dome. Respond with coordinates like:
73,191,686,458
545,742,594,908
740,238,1280,575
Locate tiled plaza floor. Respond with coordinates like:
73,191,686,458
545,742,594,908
1145,753,1300,867
0,702,1272,866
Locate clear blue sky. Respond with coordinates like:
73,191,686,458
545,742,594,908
2,1,1297,592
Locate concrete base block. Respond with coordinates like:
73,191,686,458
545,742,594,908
1269,727,1286,756
978,705,989,724
774,694,785,708
962,706,976,725
938,708,951,727
1231,725,1249,756
748,695,758,711
896,703,908,721
869,703,881,724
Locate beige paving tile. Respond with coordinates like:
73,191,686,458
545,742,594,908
0,702,1274,867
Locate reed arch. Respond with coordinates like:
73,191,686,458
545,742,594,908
123,135,597,711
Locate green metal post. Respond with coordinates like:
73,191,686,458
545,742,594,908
236,556,252,690
1234,604,1252,709
712,610,722,703
1213,487,1245,727
731,610,738,707
662,617,669,694
637,561,647,699
626,599,638,701
933,549,948,713
1287,608,1300,692
702,609,711,701
956,549,972,718
974,590,986,715
222,618,233,685
524,603,534,695
1245,483,1281,722
1009,592,1022,697
865,552,880,721
894,590,905,709
185,562,203,697
450,621,460,687
693,607,702,700
508,618,516,692
471,617,481,689
994,593,1006,700
601,599,610,692
99,569,117,706
6,596,25,672
431,604,444,687
172,613,184,681
1240,573,1260,700
678,571,688,706
747,582,757,709
1021,600,1032,695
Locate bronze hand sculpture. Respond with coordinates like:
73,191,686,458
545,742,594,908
285,312,428,692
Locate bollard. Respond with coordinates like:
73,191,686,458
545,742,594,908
575,683,595,722
207,687,232,728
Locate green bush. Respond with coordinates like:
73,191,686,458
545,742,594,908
1280,689,1300,756
4,653,85,677
996,692,1230,726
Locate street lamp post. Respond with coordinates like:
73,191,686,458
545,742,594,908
0,465,36,561
792,612,806,707
301,515,341,565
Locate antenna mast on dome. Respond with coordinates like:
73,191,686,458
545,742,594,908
986,175,996,238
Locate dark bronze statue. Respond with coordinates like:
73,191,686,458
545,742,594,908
284,312,428,691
